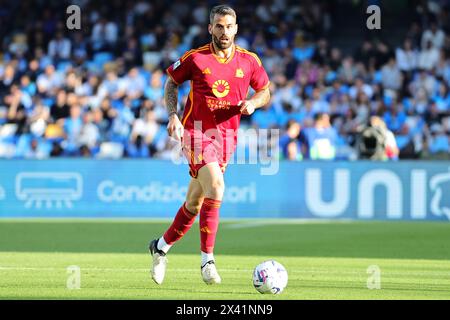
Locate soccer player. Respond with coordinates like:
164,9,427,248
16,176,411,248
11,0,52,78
149,5,270,285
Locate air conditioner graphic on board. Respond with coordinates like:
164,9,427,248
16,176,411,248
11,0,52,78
15,172,83,209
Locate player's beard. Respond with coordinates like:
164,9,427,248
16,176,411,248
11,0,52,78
213,34,234,50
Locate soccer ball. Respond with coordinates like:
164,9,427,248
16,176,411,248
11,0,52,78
252,260,288,294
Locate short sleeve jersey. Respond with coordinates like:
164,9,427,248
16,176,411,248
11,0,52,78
166,43,270,134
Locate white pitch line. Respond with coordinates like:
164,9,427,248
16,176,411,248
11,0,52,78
0,266,449,277
225,223,268,229
0,267,247,272
223,219,356,229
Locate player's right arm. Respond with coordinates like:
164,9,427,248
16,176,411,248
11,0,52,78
165,51,194,141
164,77,183,141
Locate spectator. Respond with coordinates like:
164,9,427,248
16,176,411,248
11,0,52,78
0,1,448,160
421,21,446,50
384,103,407,133
49,141,64,157
123,37,143,68
20,75,37,97
349,77,373,100
418,41,440,71
48,31,72,62
130,108,159,153
427,124,450,159
396,123,417,159
24,138,48,159
410,69,437,97
50,90,70,121
63,104,83,153
29,102,50,138
126,134,150,158
373,40,392,69
279,120,304,161
381,57,403,91
355,40,375,69
303,112,337,160
123,67,146,100
396,38,418,72
36,65,63,96
373,116,399,160
433,82,450,114
91,17,119,52
311,87,330,114
26,59,41,83
0,64,17,100
79,144,92,157
77,110,100,150
424,102,443,127
98,71,125,100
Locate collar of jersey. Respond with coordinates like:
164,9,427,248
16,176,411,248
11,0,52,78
210,42,235,64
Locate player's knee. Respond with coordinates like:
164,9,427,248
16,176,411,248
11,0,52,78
185,199,202,215
207,178,225,199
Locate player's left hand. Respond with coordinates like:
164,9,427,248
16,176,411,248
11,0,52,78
239,100,256,115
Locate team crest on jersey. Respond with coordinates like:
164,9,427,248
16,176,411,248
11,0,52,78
173,60,181,70
212,79,230,98
235,68,244,78
202,67,211,75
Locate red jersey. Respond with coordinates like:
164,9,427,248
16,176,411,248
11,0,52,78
166,43,270,177
166,43,270,133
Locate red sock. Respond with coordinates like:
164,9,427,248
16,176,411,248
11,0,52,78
200,198,222,253
163,203,197,245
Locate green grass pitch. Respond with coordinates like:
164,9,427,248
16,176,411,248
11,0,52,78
0,219,449,300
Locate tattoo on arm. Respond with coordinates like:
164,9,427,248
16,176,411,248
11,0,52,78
249,87,271,109
164,78,179,115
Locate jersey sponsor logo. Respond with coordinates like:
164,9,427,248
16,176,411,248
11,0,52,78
173,59,181,70
206,98,231,111
235,68,244,78
212,79,230,98
202,67,211,75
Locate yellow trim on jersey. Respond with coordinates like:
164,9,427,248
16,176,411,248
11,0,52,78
236,46,262,67
181,44,210,62
182,81,194,127
166,72,180,85
256,81,271,92
181,44,209,58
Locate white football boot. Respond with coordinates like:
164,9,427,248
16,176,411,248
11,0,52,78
149,239,168,285
201,260,222,285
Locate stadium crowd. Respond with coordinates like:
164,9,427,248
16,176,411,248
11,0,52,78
0,0,449,160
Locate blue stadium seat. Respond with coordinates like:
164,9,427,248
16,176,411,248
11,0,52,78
42,98,55,107
93,52,114,68
57,61,73,72
111,99,124,110
37,138,52,157
15,134,32,157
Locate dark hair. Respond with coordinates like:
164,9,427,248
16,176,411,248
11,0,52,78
314,112,327,122
209,5,236,24
286,119,299,130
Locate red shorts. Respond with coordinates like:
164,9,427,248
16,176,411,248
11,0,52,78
182,129,236,178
